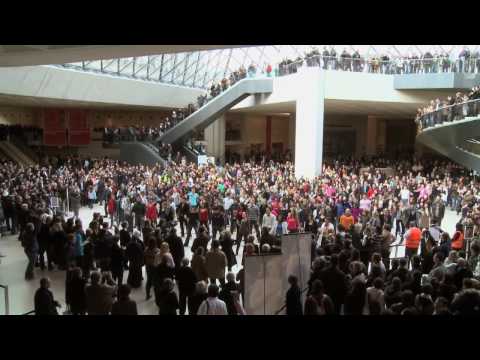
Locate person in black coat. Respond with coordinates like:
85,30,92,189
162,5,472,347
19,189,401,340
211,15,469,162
112,284,138,315
319,254,348,314
219,272,240,315
65,267,87,315
34,277,60,315
37,216,53,271
21,222,39,280
176,258,197,315
156,278,179,315
125,232,145,288
165,228,184,273
119,222,131,248
153,254,175,302
191,227,210,254
286,275,303,315
110,237,125,286
220,231,237,271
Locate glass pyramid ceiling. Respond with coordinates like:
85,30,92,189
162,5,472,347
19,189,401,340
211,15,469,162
58,45,479,90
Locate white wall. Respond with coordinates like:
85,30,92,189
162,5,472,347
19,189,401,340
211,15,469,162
0,66,205,109
232,68,454,110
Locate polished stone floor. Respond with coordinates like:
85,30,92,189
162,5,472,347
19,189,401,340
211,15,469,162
0,204,460,315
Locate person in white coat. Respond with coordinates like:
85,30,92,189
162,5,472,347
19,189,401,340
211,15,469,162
197,284,228,315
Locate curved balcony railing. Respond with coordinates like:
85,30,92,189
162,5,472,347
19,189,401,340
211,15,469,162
54,55,480,90
416,98,480,133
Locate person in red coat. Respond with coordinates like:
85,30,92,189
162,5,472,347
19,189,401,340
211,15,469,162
146,200,158,227
107,194,117,227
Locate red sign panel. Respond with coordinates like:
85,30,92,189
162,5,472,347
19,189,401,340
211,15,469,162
43,109,66,146
68,109,88,130
67,109,90,145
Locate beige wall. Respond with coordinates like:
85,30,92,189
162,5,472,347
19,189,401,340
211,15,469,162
0,106,171,128
86,109,171,128
0,107,36,125
225,113,292,159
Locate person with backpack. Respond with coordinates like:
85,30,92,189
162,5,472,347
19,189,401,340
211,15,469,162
197,284,228,315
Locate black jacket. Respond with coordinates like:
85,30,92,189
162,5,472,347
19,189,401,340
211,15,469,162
176,266,197,295
119,229,131,248
157,290,179,315
189,293,208,315
286,285,303,315
219,281,239,315
65,277,87,314
319,266,348,311
111,299,138,315
110,243,125,274
34,288,58,315
166,233,184,267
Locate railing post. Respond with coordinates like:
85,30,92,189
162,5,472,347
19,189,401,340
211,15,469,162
0,285,9,315
5,286,9,315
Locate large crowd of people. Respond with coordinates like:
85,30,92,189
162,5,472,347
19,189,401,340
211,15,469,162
1,151,480,315
278,47,480,76
415,86,480,132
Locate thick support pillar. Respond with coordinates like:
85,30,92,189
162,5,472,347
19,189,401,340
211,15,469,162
295,68,325,179
205,115,226,163
265,116,272,155
366,115,378,156
288,114,296,157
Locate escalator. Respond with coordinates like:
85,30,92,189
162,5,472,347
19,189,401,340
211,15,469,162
0,141,36,166
158,78,273,145
119,140,166,167
416,99,480,171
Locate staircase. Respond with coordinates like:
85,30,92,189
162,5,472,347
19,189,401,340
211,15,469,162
0,141,36,166
416,99,480,171
158,78,273,145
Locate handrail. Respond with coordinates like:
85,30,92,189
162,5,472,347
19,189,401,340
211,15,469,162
0,284,9,315
417,98,480,133
9,135,39,163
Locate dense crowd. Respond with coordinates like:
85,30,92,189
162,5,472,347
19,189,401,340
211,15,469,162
1,153,480,315
277,47,480,76
415,86,480,132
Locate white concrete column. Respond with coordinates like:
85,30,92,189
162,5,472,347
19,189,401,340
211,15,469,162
294,68,325,179
205,115,226,163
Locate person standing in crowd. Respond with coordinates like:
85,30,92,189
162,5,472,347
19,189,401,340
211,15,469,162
197,284,228,315
34,277,60,315
431,196,446,227
21,222,38,280
319,254,348,314
111,284,138,315
65,267,87,315
156,278,179,315
85,271,115,315
176,258,197,315
403,221,422,259
189,281,208,316
286,275,303,315
125,230,145,288
205,240,227,286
